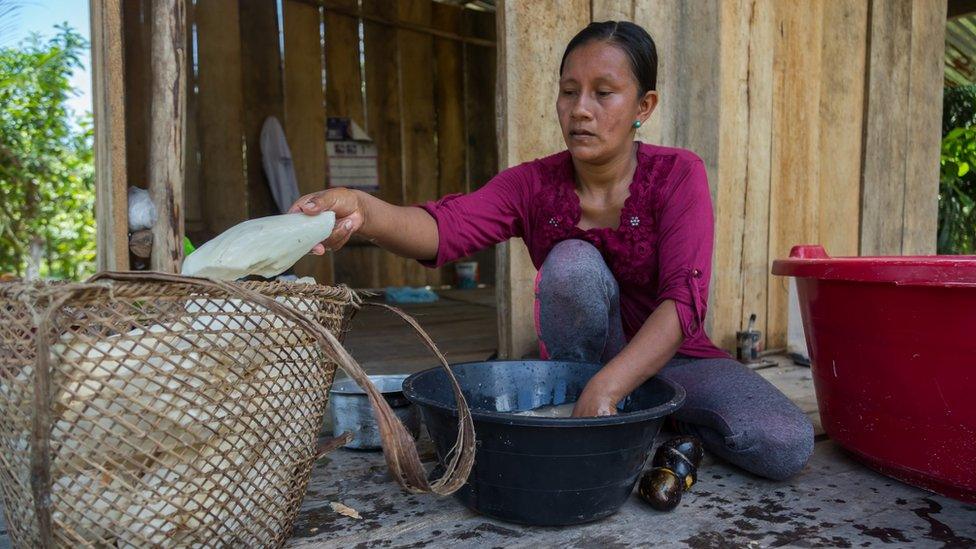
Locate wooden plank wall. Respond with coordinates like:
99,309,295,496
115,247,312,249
328,0,498,288
861,0,947,256
91,0,129,271
362,0,408,287
606,0,942,352
496,0,945,357
462,9,498,283
194,0,247,238
128,0,495,286
495,0,591,359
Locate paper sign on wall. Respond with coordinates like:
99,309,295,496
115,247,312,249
327,117,379,192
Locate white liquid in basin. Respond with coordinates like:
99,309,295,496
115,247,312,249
513,402,576,418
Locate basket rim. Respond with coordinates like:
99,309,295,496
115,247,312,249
0,277,359,305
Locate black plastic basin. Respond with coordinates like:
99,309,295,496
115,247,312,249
402,360,685,526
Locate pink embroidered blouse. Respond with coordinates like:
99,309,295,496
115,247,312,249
418,142,729,359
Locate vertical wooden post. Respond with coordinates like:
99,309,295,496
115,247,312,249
239,0,285,219
495,0,590,359
634,0,726,339
462,9,498,284
91,0,129,272
902,0,947,254
196,0,248,237
635,1,721,184
363,0,409,287
398,0,442,287
284,0,334,284
860,0,946,256
148,0,187,273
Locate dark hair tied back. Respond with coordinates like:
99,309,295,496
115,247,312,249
560,21,658,96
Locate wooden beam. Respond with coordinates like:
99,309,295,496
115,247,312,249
860,0,944,255
399,0,442,287
767,0,826,349
711,0,758,352
495,0,590,359
284,0,334,284
363,0,411,288
737,0,775,353
283,0,325,194
294,0,497,47
433,3,467,202
818,0,867,257
323,0,366,129
195,0,247,237
239,0,284,219
462,8,498,284
861,0,913,256
148,0,187,273
635,0,722,188
323,0,375,289
91,0,129,272
903,0,947,254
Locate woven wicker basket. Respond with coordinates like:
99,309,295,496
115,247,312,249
0,272,474,548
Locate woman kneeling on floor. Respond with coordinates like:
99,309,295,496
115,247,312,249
290,21,813,481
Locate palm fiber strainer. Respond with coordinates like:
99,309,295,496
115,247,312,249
0,272,475,547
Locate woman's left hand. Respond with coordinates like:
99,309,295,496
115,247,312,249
572,383,619,417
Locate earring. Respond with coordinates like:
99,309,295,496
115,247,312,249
633,120,642,129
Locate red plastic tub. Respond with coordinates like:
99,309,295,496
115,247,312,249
772,245,976,503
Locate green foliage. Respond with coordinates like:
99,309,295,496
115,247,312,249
943,85,976,136
0,25,95,279
939,126,976,254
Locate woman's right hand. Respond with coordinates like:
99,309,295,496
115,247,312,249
289,187,366,255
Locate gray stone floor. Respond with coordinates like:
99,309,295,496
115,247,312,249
290,437,976,548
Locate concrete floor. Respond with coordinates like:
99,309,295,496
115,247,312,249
295,290,976,548
2,288,974,548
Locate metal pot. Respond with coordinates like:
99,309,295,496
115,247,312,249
329,374,420,450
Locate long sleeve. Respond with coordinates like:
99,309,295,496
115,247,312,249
654,160,714,340
416,164,532,268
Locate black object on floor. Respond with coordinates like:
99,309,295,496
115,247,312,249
638,435,704,512
403,360,685,526
789,352,812,367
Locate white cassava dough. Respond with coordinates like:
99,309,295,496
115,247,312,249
181,212,336,280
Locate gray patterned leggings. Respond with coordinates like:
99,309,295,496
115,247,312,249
535,240,813,480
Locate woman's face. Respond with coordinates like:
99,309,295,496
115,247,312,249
557,40,657,165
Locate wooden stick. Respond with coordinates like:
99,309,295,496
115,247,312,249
148,0,187,273
129,229,153,258
91,0,129,271
315,432,354,459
